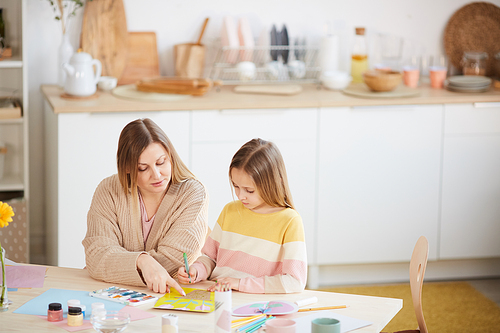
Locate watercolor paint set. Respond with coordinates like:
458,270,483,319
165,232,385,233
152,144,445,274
89,286,158,307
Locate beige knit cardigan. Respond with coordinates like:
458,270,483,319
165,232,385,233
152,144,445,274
82,174,209,287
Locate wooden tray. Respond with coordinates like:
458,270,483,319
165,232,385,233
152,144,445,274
118,32,160,85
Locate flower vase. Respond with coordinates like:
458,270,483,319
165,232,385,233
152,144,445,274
58,32,74,88
0,247,9,312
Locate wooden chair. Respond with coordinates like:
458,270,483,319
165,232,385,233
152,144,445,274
387,236,429,333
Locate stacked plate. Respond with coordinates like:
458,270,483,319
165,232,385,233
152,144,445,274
444,75,492,92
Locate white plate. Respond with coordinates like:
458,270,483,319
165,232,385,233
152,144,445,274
447,75,492,87
444,80,490,92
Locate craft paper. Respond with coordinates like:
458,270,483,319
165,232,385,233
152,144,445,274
232,300,299,316
291,311,373,333
154,287,214,313
14,288,124,319
0,265,47,288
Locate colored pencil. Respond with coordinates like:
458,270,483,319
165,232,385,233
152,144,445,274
236,316,268,332
298,305,347,312
232,314,265,324
231,315,266,329
183,252,191,283
246,316,275,333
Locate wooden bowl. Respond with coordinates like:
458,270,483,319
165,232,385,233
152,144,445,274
363,70,402,92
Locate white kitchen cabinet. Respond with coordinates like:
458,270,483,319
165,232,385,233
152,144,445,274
0,0,29,262
44,110,190,268
440,103,500,259
190,108,318,263
316,105,443,265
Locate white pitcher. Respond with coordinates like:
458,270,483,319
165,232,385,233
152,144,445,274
63,51,102,96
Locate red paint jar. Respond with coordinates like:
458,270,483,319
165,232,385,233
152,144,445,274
47,302,63,322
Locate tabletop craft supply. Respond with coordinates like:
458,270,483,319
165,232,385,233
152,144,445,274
214,284,232,333
298,305,347,312
89,286,157,307
154,287,215,313
232,300,299,317
295,297,318,307
161,314,178,333
183,252,191,283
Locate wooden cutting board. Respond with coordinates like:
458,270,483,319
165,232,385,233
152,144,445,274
81,0,128,79
118,32,160,85
233,85,303,95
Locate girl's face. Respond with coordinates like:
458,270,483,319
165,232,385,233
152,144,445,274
231,167,269,213
136,142,172,197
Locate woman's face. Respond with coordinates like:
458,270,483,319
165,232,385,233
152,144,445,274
136,142,172,196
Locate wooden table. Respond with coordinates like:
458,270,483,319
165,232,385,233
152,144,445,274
0,265,402,332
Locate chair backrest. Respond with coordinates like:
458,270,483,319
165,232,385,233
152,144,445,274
409,236,429,333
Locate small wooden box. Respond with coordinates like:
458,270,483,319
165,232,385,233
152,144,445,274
0,99,22,120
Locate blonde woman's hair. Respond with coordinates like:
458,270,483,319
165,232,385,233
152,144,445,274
117,118,195,198
229,138,295,210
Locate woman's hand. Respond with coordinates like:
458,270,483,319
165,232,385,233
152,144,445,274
137,253,186,296
207,277,240,292
177,266,198,284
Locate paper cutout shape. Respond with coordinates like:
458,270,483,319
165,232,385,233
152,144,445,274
232,300,299,316
154,287,215,313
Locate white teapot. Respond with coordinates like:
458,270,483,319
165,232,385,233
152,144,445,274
63,51,102,96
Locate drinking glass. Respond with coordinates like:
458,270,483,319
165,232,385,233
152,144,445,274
91,311,130,333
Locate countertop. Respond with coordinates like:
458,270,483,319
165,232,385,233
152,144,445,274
41,83,500,114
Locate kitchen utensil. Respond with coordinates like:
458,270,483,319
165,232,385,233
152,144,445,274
321,71,352,90
462,51,487,76
233,85,303,96
112,85,191,102
236,61,256,81
221,16,239,64
444,2,500,76
429,66,447,89
342,84,420,98
98,76,118,91
174,18,210,78
362,70,402,92
238,17,254,62
288,60,306,79
136,77,222,96
118,32,160,85
281,24,289,64
270,25,280,61
63,51,102,96
81,0,128,79
444,75,491,92
402,67,420,88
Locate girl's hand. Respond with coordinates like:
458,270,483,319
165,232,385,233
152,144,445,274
137,253,186,296
207,277,240,292
177,265,198,284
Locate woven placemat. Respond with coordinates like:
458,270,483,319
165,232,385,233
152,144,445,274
444,2,500,76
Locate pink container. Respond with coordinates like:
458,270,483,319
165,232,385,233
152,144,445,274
429,66,447,89
403,67,420,88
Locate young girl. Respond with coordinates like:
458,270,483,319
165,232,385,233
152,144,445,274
178,138,307,293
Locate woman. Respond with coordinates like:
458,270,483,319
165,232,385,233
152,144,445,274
82,118,209,295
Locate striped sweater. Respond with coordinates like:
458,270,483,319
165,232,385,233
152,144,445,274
192,200,307,293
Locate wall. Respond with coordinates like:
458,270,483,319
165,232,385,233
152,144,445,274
26,0,500,264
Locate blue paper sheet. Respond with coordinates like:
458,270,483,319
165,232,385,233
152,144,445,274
13,288,125,319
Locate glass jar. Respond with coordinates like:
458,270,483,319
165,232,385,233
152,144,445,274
462,51,487,76
494,52,500,79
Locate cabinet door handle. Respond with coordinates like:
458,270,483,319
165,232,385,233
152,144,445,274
351,104,419,110
473,102,500,108
219,109,285,115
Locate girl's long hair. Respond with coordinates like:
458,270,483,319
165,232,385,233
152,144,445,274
117,118,194,199
229,138,294,210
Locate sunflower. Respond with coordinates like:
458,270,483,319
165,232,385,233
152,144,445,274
0,201,14,229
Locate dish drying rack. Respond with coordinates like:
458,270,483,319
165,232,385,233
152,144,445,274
209,46,321,85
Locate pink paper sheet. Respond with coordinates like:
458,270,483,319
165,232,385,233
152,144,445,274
2,265,47,288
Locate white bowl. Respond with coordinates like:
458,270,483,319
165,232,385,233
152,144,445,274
321,71,352,90
98,76,118,91
237,61,256,81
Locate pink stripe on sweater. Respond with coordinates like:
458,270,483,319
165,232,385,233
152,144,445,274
216,248,307,285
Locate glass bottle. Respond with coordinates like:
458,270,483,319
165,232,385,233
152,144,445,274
0,8,5,49
351,27,369,83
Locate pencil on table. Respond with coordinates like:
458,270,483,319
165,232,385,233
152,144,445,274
298,305,347,312
231,314,265,328
232,314,265,324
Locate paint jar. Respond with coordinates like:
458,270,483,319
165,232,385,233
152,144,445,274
162,314,178,333
47,302,63,322
68,306,84,327
91,302,106,315
67,299,80,312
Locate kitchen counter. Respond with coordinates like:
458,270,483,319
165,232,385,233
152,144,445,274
41,83,500,113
